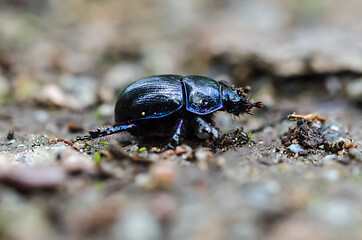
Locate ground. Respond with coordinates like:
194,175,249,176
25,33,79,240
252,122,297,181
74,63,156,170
0,1,362,240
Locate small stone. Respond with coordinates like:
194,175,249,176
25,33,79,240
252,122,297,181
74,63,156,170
175,145,187,155
175,145,193,159
17,155,32,165
322,154,337,164
150,147,161,153
287,144,306,155
194,148,213,162
149,161,176,188
159,149,175,159
6,129,14,140
288,144,302,153
195,148,214,171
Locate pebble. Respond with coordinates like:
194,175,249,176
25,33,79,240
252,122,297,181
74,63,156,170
175,145,193,160
159,149,175,159
322,154,337,165
287,144,306,155
195,148,214,171
16,155,32,165
149,161,176,188
194,148,213,162
6,130,14,140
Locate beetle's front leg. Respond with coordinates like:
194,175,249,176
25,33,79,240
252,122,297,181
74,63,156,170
167,119,184,149
192,116,222,140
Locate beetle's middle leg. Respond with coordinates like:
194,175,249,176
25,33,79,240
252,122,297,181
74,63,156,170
168,119,184,149
192,116,222,140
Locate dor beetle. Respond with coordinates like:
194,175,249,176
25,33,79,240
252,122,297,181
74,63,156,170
76,75,262,148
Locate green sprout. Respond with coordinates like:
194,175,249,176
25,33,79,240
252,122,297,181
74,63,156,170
93,152,102,164
248,131,253,140
138,147,147,153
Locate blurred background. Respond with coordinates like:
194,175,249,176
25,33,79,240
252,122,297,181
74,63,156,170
1,0,361,111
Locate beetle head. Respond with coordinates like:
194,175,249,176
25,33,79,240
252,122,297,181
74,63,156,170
222,86,263,115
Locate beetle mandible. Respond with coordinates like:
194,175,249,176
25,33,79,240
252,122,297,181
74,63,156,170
76,75,262,148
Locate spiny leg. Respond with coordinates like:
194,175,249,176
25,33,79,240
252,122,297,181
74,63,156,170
76,124,136,141
192,116,222,140
167,119,184,149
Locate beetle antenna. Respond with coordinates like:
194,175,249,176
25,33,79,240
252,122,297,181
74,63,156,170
76,124,135,141
254,101,263,108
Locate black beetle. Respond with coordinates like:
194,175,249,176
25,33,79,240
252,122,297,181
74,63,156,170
76,75,262,148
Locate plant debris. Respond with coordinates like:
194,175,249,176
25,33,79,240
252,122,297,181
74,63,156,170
288,112,327,123
281,113,356,156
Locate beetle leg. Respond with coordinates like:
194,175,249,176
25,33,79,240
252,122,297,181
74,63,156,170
192,117,222,140
167,119,184,149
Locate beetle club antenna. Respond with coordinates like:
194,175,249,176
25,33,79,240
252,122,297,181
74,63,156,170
254,101,263,108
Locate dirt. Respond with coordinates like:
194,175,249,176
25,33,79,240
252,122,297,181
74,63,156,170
0,1,362,240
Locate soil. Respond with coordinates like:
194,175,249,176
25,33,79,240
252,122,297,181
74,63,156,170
0,1,362,240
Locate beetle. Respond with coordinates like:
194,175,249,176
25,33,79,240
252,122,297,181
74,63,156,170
76,75,262,148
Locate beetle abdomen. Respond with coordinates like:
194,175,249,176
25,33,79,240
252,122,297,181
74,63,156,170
115,75,184,123
182,75,223,115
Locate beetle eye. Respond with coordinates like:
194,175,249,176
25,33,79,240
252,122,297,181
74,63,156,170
229,92,243,103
